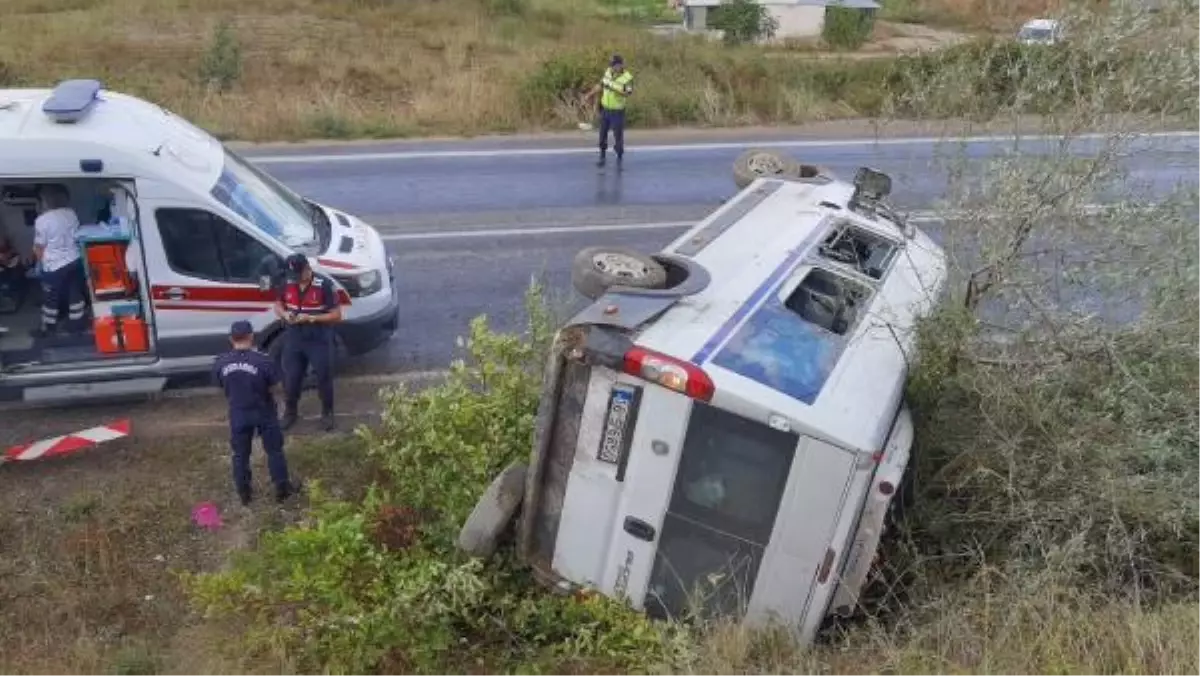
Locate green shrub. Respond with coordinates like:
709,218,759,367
361,283,555,546
710,0,780,46
483,0,528,17
518,49,608,118
0,60,22,87
198,19,242,92
184,282,675,673
822,5,877,50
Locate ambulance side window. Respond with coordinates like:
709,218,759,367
157,208,278,284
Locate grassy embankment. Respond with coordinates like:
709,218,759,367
0,0,1191,141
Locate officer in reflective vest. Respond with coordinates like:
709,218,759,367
213,320,299,505
276,253,342,431
586,54,634,168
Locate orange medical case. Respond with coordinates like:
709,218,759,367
94,315,149,354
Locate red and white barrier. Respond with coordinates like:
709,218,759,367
3,419,132,464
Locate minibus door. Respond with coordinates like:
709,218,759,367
601,393,799,621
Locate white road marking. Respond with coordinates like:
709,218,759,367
248,130,1197,165
382,220,695,241
379,204,1124,241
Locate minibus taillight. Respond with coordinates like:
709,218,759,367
622,346,715,402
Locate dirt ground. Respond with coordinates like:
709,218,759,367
0,378,418,674
771,20,973,59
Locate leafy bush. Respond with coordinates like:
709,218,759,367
483,0,528,17
360,284,555,546
198,19,242,92
518,48,609,117
822,5,877,50
710,0,780,46
185,283,675,673
0,60,22,87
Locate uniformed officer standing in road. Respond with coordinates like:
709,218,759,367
275,253,342,431
213,320,299,505
585,54,634,169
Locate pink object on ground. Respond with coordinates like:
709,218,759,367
191,501,223,530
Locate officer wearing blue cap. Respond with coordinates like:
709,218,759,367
585,54,634,168
213,320,298,505
276,253,342,431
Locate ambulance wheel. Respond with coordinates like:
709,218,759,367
571,246,668,300
457,461,528,559
733,148,799,189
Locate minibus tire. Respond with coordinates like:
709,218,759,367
572,246,668,300
733,148,800,189
458,461,528,559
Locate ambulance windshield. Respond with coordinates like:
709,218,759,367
211,147,317,249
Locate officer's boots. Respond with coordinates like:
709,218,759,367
597,150,623,169
238,488,253,507
320,412,336,432
280,409,298,431
276,479,303,503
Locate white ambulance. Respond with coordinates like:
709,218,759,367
460,158,947,645
0,80,398,404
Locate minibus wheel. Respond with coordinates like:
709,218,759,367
457,461,528,559
733,149,831,189
571,246,668,300
733,148,799,189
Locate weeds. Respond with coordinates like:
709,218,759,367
4,0,1190,140
198,19,242,93
710,0,780,45
823,5,878,50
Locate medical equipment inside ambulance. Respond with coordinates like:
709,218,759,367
79,190,149,355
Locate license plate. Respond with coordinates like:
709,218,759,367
597,384,637,465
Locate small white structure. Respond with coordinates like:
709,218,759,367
1016,18,1066,45
682,0,881,41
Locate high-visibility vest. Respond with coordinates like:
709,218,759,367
600,68,634,111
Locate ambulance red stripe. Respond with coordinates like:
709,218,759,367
153,303,273,312
316,258,359,271
149,285,351,305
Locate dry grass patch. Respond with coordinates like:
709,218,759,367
0,429,376,674
880,0,1068,30
2,0,723,139
3,0,1191,140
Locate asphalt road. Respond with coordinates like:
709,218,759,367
241,128,1199,375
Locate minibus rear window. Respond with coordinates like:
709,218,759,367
645,403,797,620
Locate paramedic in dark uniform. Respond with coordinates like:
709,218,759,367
213,320,298,505
275,253,342,432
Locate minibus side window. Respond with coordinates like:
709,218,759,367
783,267,871,336
817,222,899,281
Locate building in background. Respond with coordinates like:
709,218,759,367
680,0,881,41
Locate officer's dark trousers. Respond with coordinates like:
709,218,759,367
230,409,289,497
283,336,334,416
598,108,626,157
40,259,85,332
